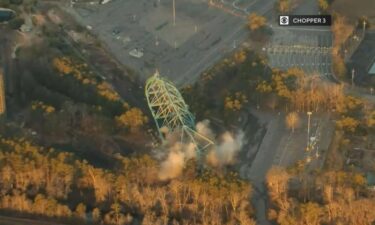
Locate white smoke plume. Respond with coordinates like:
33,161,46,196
158,132,196,180
157,120,244,180
158,151,185,180
197,120,244,167
206,131,244,167
196,120,215,140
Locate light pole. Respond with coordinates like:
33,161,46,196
363,20,367,37
351,68,355,87
173,0,176,26
307,111,312,150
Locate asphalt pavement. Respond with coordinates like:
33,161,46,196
64,0,276,85
266,27,333,79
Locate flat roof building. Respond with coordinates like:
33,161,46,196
369,61,375,75
349,32,375,84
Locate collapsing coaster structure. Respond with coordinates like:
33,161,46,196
145,71,214,158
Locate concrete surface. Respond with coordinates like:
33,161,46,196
63,0,276,85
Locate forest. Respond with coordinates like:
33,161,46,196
0,137,255,225
266,166,375,225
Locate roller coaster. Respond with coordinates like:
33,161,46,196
145,71,214,158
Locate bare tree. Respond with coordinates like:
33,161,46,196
286,112,300,132
266,166,290,211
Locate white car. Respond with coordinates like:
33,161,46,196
129,49,143,58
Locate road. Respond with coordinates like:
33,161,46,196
244,111,286,225
345,84,375,103
275,114,334,168
0,215,67,225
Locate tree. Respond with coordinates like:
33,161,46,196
277,0,292,13
85,167,112,202
330,14,354,79
104,203,132,225
336,116,360,133
299,202,323,225
352,173,366,197
256,81,272,94
318,0,329,12
110,202,121,225
0,124,259,224
224,92,248,115
266,166,290,211
285,112,300,132
332,14,354,55
116,107,148,132
366,110,375,128
332,55,347,78
92,208,101,223
236,204,257,225
74,203,86,220
248,13,267,31
234,50,247,64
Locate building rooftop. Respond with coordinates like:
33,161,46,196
369,61,375,75
367,172,375,186
349,32,375,83
0,8,15,22
0,7,15,13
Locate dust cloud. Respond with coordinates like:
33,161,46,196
158,120,244,180
206,131,244,167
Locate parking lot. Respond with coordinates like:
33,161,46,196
218,0,275,17
265,27,333,79
64,0,276,85
275,114,334,169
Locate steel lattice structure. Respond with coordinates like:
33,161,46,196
145,71,214,156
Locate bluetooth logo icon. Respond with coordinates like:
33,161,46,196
279,16,289,26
